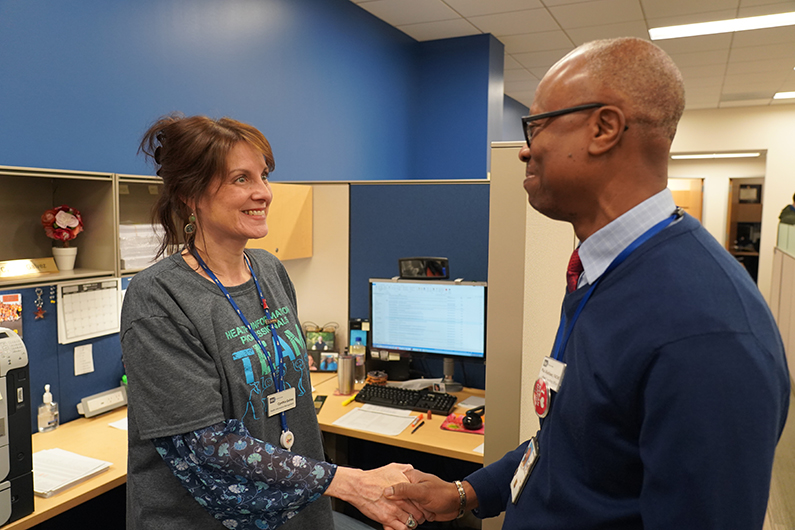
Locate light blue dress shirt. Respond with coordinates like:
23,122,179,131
577,188,678,289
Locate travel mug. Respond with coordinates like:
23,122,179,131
337,355,355,395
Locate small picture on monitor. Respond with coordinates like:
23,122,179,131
307,330,335,352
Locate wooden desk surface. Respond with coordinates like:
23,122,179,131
6,407,128,530
5,373,482,528
312,376,485,464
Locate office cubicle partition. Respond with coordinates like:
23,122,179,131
348,182,490,389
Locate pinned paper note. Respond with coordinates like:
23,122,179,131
74,344,94,376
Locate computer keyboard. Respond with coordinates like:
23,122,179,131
354,384,457,416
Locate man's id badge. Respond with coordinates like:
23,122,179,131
267,387,297,417
510,436,539,504
537,356,566,392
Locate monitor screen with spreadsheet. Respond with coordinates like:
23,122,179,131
369,278,487,360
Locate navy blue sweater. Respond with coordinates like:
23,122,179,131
467,215,790,529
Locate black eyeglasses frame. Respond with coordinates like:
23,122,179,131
521,103,606,146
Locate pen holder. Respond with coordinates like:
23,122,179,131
337,355,355,395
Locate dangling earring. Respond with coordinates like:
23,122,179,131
184,213,196,235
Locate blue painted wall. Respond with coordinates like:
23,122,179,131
410,35,503,180
0,0,499,182
0,0,502,411
504,95,530,142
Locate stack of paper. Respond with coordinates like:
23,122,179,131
33,448,112,498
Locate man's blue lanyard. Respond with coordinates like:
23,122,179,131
192,250,289,434
550,209,682,362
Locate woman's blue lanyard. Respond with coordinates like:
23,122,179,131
550,208,683,362
192,250,289,436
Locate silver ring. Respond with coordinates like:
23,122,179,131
406,513,417,529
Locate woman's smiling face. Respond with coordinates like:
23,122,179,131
193,140,273,247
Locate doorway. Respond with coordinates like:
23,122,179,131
726,177,763,283
669,177,703,222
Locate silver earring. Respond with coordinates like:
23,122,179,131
184,213,196,235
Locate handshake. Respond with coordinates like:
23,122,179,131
326,464,476,530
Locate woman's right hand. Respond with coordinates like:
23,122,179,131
325,464,430,530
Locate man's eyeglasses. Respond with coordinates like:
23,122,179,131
521,103,605,146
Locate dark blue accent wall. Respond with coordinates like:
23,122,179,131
0,285,124,433
0,0,501,182
503,95,530,142
411,35,503,180
348,183,490,318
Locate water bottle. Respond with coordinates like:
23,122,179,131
350,337,367,384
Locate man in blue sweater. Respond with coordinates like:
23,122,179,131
386,37,790,529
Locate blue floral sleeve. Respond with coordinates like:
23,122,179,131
153,419,337,530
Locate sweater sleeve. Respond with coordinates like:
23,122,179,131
464,440,530,519
154,419,336,530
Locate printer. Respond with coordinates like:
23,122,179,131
0,328,33,525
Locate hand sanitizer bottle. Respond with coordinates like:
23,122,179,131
38,384,59,433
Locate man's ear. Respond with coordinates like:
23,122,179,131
588,106,625,155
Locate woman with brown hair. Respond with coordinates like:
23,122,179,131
121,114,424,530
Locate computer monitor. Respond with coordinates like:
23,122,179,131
369,278,487,391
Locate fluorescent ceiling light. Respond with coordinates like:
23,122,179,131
773,91,795,99
650,11,795,40
671,153,761,160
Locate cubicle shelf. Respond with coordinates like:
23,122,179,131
0,269,116,290
0,165,118,287
117,174,164,274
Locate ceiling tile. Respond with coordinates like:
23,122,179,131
549,0,644,29
641,0,740,20
498,30,575,53
646,9,738,28
541,0,604,6
687,88,723,98
505,68,541,82
398,18,482,40
667,49,730,67
726,57,795,74
739,0,795,7
565,20,649,44
506,79,542,91
719,98,772,107
677,64,728,78
724,71,788,85
504,54,524,69
653,33,732,55
512,47,574,68
529,66,554,77
505,89,537,107
738,2,795,17
684,75,725,88
468,8,560,35
729,42,795,61
442,0,544,17
731,25,795,47
356,0,459,26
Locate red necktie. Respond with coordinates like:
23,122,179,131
566,248,583,293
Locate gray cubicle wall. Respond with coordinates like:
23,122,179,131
348,181,490,388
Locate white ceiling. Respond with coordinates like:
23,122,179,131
349,0,795,110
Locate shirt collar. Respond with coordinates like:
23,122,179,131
577,189,677,288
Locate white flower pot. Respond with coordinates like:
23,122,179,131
52,247,78,271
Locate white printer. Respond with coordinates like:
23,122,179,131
0,328,33,525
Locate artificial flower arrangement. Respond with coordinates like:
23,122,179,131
41,205,84,247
